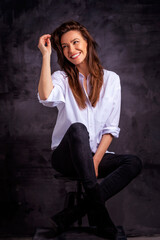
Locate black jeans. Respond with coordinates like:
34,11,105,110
51,123,142,202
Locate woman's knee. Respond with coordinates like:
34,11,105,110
68,122,89,140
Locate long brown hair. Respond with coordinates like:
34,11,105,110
50,20,104,109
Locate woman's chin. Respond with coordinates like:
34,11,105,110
70,59,82,65
74,59,87,67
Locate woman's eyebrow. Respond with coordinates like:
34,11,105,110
61,38,80,45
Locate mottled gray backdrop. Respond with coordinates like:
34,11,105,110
0,0,160,237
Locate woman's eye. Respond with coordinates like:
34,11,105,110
62,45,67,49
73,41,79,44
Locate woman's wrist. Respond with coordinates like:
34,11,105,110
42,52,51,60
93,154,103,165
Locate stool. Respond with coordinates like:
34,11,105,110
33,173,128,239
54,172,84,226
53,173,128,240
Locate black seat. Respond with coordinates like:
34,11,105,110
54,172,84,226
53,173,127,239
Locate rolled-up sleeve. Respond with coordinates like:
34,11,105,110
102,76,121,138
37,71,66,108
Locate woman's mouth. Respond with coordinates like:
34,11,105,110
70,52,81,59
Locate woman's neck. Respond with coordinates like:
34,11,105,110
76,61,89,79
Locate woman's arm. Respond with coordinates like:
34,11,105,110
38,34,54,100
93,134,113,177
93,75,121,177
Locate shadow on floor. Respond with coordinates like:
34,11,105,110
33,226,127,240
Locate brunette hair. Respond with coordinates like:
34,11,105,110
50,20,103,109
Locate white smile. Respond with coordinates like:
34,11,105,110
70,52,81,59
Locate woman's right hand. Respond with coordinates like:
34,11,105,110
38,34,52,57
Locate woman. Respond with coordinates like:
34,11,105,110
37,20,142,239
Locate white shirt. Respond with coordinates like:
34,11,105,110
38,69,121,153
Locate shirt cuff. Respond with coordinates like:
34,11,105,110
101,126,120,138
37,85,65,107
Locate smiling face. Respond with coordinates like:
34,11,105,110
61,30,88,67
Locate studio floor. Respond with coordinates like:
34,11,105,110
1,236,160,240
0,237,160,240
0,227,160,240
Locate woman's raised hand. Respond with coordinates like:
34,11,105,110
38,34,52,57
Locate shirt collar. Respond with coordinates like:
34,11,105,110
79,72,90,82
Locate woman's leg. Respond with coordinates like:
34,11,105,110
98,153,142,202
51,122,97,190
51,123,117,238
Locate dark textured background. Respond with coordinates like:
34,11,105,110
0,0,160,237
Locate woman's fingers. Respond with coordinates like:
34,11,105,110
41,34,51,41
41,34,51,38
39,34,51,43
38,34,52,56
39,35,50,45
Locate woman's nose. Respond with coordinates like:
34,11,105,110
68,45,75,54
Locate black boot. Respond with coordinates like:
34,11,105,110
50,199,87,235
85,183,118,239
